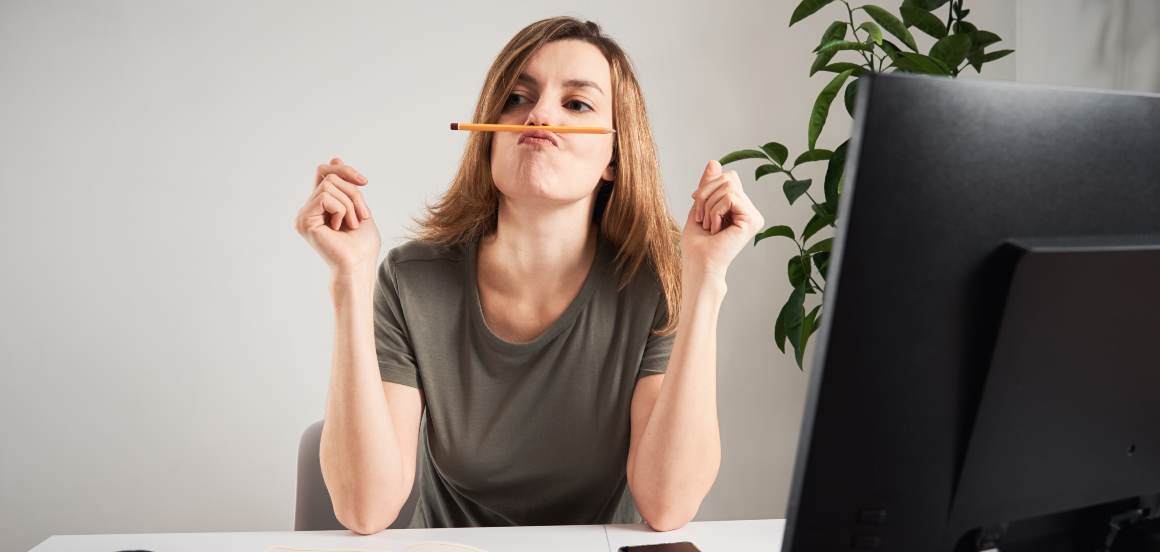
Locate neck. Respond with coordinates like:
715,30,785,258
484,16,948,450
479,194,599,295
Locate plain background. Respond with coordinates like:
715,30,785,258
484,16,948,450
1,1,1157,551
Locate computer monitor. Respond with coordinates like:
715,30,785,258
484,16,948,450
782,72,1160,552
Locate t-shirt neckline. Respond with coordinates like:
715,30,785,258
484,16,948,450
467,231,607,353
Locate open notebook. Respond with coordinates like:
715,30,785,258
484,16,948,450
265,542,487,552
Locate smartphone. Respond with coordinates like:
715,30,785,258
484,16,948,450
618,542,701,552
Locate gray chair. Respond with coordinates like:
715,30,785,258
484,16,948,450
295,419,420,530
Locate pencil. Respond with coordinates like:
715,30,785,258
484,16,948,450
449,122,615,134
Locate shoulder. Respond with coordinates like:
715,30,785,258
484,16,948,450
378,238,468,290
383,238,467,274
386,238,466,266
605,244,665,312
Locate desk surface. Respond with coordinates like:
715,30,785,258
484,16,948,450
30,518,784,552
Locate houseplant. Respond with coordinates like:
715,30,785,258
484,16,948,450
721,0,1013,369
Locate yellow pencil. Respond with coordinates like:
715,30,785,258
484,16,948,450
449,122,615,134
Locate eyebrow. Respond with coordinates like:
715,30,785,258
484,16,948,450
516,73,604,96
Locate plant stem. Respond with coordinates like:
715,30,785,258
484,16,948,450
841,0,876,69
792,238,826,294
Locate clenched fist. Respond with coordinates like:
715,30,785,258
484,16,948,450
294,157,380,278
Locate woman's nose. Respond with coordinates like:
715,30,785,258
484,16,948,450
524,98,559,126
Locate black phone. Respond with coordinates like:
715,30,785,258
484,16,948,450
618,542,701,552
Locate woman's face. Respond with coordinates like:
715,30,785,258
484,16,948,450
490,39,616,208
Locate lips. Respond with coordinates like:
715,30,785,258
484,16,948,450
518,129,558,146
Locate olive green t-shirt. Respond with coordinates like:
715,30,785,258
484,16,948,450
372,231,675,528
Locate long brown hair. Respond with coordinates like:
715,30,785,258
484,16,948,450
406,16,681,336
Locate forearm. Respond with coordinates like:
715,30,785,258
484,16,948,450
320,272,407,530
631,269,725,528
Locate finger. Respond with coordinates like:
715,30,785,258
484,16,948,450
704,186,731,234
700,172,736,230
320,177,359,229
316,161,367,187
709,171,742,227
317,191,348,231
317,180,356,230
692,160,723,223
331,157,343,165
707,191,737,235
322,173,370,221
693,173,729,229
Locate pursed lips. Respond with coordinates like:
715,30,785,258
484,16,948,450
518,130,558,146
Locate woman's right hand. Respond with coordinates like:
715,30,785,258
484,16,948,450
294,157,381,278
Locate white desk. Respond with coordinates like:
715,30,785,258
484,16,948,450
29,518,784,552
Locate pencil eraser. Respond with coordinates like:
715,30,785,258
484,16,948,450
450,123,458,130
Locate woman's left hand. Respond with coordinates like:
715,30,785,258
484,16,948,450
682,159,765,282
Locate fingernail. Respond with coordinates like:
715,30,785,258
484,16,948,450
695,210,702,222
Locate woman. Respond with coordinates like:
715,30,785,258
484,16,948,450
294,16,763,535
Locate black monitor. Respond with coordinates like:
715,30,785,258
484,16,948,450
782,72,1160,552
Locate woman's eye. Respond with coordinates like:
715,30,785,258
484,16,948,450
504,93,591,113
567,99,593,112
505,93,528,108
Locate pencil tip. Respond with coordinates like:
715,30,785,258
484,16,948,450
450,123,458,130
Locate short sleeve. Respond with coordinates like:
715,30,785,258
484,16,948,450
373,252,420,388
637,293,675,380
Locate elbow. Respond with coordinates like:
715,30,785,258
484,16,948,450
335,506,397,535
644,509,693,532
635,492,697,532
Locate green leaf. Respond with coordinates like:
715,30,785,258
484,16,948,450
809,48,839,76
755,163,783,181
824,140,847,206
754,224,795,246
805,306,821,333
982,49,1014,63
901,0,950,12
954,20,977,35
802,212,831,242
783,179,812,205
862,5,918,52
816,39,873,57
930,33,972,72
900,5,947,38
844,78,859,117
879,39,903,62
968,49,984,73
819,62,865,75
812,251,831,274
893,52,952,75
774,299,788,353
795,305,822,368
815,21,848,52
785,281,812,368
761,142,789,165
808,68,854,150
811,202,832,220
790,0,836,26
806,237,833,254
719,149,767,165
776,282,808,354
965,31,1005,73
969,30,1002,50
788,254,812,289
793,149,833,165
856,21,883,45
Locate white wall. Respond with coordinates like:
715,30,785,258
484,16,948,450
1017,0,1160,93
16,0,1158,550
